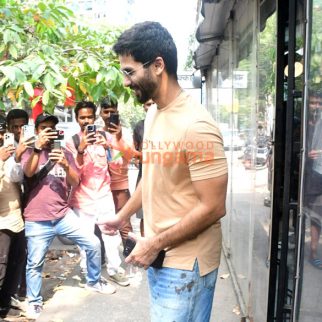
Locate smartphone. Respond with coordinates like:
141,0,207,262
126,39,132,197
3,133,15,147
52,140,61,150
123,238,165,269
22,125,35,141
51,130,64,140
108,113,120,126
86,124,96,133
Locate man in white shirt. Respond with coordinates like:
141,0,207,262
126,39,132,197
0,116,26,318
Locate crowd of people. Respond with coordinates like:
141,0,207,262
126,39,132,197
1,21,228,322
0,97,151,319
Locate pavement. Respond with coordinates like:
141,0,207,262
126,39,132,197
1,169,243,322
1,218,242,322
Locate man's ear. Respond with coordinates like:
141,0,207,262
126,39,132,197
154,57,165,76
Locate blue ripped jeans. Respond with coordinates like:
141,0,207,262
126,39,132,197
147,261,218,322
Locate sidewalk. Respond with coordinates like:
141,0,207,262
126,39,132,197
2,230,241,322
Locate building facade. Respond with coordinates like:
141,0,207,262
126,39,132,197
194,0,322,321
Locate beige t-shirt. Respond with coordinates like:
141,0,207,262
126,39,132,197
142,92,227,276
0,159,24,233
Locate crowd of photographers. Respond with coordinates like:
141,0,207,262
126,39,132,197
0,97,150,319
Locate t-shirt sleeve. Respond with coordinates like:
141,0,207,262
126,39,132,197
184,120,228,181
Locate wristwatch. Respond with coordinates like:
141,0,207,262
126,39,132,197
77,148,84,155
33,144,42,153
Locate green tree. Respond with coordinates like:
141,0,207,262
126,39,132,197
0,0,130,113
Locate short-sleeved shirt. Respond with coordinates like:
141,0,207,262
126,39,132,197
21,148,77,221
65,132,113,213
142,91,228,276
0,157,24,232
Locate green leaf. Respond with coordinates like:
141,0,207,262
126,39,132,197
14,67,26,83
0,76,8,87
23,81,34,97
0,100,5,111
0,66,16,82
32,64,46,80
43,73,55,91
96,72,103,83
42,90,50,105
86,56,100,72
38,2,47,11
31,96,41,108
3,29,11,44
8,45,18,59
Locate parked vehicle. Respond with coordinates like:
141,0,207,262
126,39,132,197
243,144,270,169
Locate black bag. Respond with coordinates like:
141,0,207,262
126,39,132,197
22,160,55,209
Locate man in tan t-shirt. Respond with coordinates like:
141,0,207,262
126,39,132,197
99,21,228,322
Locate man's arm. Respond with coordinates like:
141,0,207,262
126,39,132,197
98,180,143,234
126,174,228,269
24,128,54,177
5,156,24,182
24,150,41,177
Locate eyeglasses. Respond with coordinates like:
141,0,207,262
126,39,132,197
120,61,151,78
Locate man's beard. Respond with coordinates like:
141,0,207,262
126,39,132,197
132,76,157,104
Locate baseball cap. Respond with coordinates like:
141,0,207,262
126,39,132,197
35,113,59,128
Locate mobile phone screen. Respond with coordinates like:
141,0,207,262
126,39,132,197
109,113,119,126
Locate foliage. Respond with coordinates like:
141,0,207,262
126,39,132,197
119,103,146,130
0,0,130,113
184,33,197,70
258,14,276,108
309,1,322,91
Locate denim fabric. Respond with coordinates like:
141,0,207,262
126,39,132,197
24,209,101,305
148,261,218,322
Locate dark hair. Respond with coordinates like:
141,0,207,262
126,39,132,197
6,109,28,125
0,114,6,131
100,96,118,109
74,101,97,118
113,21,178,79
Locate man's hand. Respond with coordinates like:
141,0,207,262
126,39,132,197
36,128,57,149
48,149,69,170
78,128,96,153
97,215,123,235
125,233,160,270
0,145,15,161
108,122,122,141
95,133,112,150
308,149,322,159
15,127,35,162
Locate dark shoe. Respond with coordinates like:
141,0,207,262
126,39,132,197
0,306,9,318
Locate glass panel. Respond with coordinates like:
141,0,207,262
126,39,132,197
247,11,276,320
299,0,322,321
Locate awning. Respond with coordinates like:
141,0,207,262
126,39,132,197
194,0,235,71
194,0,277,71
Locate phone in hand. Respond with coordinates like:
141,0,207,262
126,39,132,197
51,140,61,150
108,113,120,127
22,125,35,141
123,238,165,269
86,124,96,144
86,124,96,133
50,129,64,140
3,133,15,147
